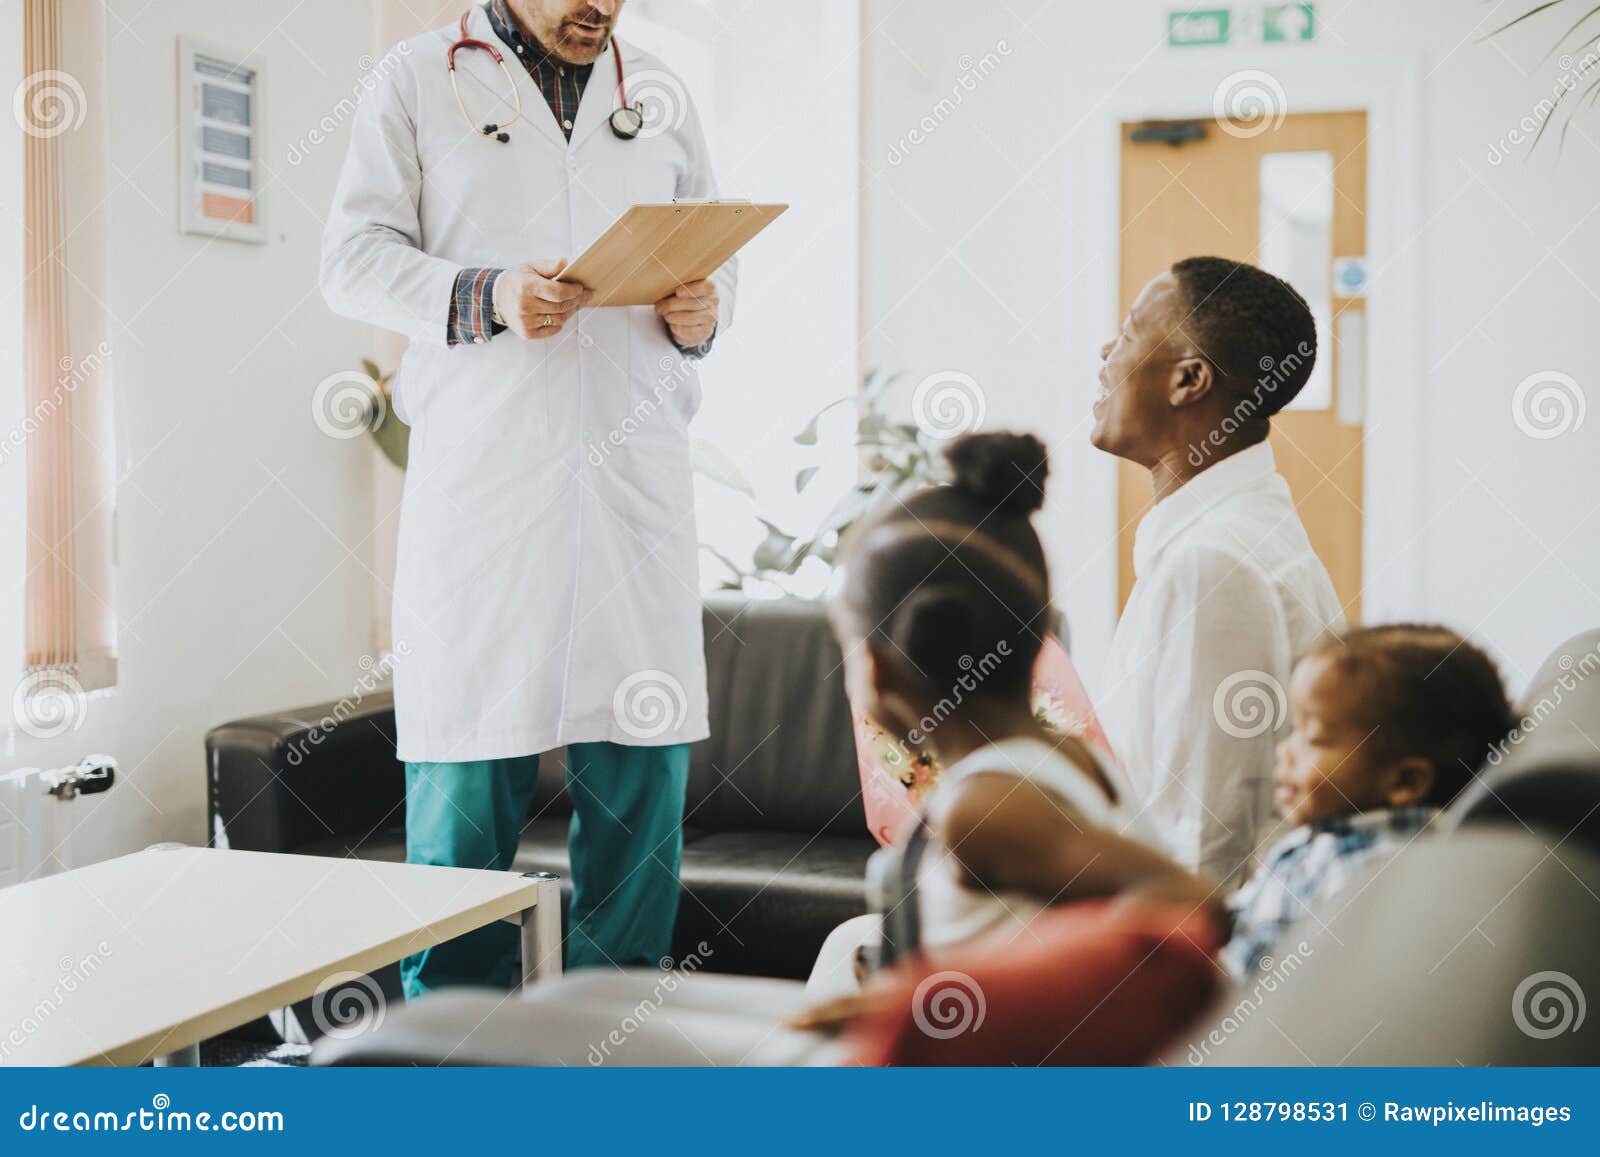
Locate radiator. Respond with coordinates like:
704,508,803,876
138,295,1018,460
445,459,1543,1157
0,757,116,885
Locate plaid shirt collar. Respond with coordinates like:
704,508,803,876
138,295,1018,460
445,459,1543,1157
1269,804,1438,861
486,0,596,138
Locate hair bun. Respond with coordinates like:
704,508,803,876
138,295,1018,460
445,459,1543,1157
943,431,1049,515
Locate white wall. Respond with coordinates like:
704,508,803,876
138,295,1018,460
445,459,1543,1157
861,0,1600,693
1,0,379,868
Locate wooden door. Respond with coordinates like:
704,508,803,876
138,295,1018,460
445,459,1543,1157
1117,111,1367,620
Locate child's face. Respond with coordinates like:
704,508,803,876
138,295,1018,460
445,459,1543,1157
1272,654,1402,828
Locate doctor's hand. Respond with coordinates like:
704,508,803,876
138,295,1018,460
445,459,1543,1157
655,279,718,348
493,259,592,340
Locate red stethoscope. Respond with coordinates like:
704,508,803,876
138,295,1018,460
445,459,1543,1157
447,9,643,144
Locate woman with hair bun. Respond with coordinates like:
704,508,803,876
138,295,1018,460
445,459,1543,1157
802,431,1218,1001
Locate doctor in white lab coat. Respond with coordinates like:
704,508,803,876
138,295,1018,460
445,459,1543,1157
320,0,735,994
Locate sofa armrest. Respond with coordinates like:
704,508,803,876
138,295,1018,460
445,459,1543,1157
206,692,403,854
311,972,838,1067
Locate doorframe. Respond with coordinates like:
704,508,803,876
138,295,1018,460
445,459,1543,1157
1057,51,1427,684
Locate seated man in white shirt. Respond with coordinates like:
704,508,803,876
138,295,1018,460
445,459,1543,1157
1091,255,1344,886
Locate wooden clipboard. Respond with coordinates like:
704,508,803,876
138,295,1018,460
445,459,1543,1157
556,200,788,307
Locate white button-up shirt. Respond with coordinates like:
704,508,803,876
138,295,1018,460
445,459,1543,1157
1096,442,1344,885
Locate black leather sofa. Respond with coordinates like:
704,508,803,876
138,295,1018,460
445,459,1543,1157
311,629,1600,1067
206,594,878,982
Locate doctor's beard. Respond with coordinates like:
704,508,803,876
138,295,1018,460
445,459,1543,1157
505,1,622,66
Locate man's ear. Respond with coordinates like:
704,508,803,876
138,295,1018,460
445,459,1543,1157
1383,756,1435,809
1167,355,1216,409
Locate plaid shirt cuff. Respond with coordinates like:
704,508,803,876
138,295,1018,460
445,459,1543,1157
671,323,717,359
447,267,505,347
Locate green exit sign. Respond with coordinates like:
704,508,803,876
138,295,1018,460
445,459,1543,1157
1168,5,1316,47
1263,3,1315,41
1169,9,1231,47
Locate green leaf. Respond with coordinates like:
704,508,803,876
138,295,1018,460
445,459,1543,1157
751,519,799,571
795,465,819,493
1481,0,1570,41
359,357,383,381
1537,4,1600,63
860,367,899,403
690,437,756,498
818,484,878,537
795,395,856,445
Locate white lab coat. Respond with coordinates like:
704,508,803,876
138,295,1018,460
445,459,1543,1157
320,10,734,762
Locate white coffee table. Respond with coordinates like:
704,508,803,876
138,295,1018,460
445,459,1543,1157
0,845,561,1066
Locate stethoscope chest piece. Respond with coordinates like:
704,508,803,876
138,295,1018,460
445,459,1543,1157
609,104,644,140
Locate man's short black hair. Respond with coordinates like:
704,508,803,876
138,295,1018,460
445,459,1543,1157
1170,255,1318,421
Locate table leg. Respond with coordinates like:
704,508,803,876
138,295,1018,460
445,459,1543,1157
512,871,563,992
154,1042,200,1067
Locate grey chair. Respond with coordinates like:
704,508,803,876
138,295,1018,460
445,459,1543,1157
315,629,1600,1067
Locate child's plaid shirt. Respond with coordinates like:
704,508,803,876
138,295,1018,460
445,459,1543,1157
1222,806,1436,977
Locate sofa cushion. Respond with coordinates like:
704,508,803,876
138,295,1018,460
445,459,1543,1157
688,596,866,838
673,830,875,979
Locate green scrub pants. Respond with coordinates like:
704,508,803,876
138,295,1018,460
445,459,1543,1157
400,741,689,999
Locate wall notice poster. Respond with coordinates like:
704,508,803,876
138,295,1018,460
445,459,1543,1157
177,38,264,243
